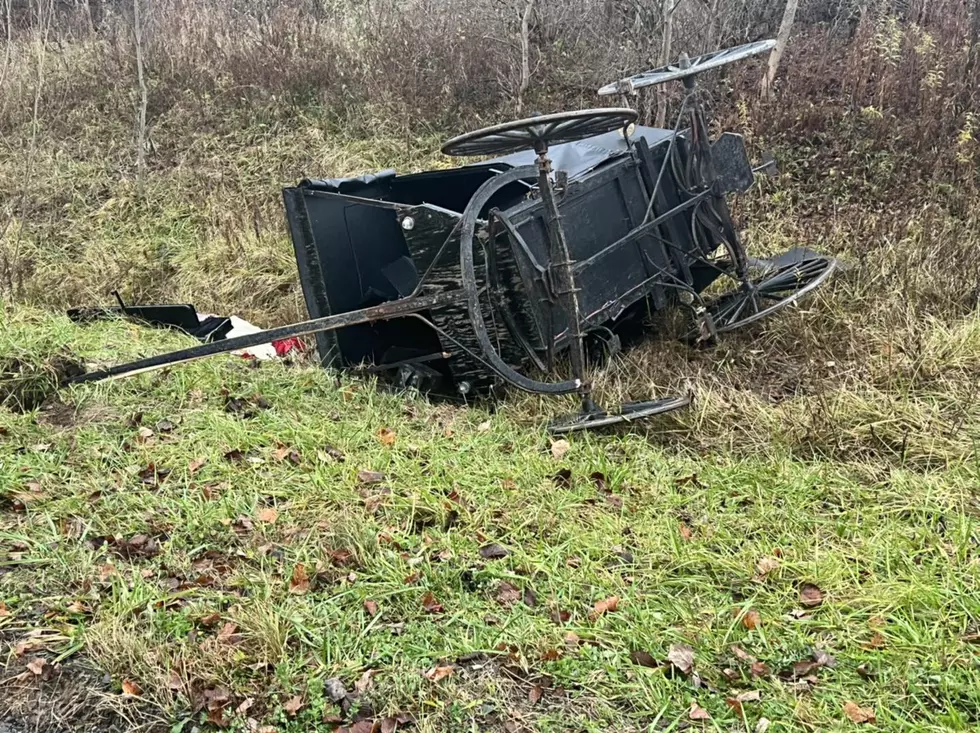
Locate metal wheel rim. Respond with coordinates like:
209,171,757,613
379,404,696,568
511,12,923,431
598,40,776,96
705,256,838,334
442,108,638,157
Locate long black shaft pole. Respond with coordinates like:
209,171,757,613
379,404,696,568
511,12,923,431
69,290,463,385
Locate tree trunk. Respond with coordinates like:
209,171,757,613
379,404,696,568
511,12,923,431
760,0,799,100
516,0,535,115
133,0,148,193
655,0,673,127
707,0,720,50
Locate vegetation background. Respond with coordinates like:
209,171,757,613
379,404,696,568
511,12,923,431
1,1,980,732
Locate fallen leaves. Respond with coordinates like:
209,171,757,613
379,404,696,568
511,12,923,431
528,685,543,705
364,600,379,617
843,701,876,724
479,543,509,560
283,694,305,717
121,679,142,697
421,591,444,614
800,582,824,607
590,595,620,620
495,582,522,607
27,657,54,680
256,506,278,524
552,468,573,488
741,608,762,630
628,650,658,668
423,665,454,682
725,690,761,718
0,601,10,617
357,470,386,485
688,702,711,720
216,622,241,645
754,556,780,580
290,563,310,594
377,427,397,446
550,439,570,460
667,643,695,676
188,457,207,474
272,445,301,465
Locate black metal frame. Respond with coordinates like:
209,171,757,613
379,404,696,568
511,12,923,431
71,41,837,435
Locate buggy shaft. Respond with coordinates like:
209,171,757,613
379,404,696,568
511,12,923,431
69,290,465,385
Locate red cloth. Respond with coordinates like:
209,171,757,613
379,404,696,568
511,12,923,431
272,337,305,357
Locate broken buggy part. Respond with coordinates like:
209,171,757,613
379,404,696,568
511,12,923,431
597,39,776,96
441,108,638,157
66,289,468,385
444,108,688,433
548,396,691,435
603,41,837,341
699,248,838,335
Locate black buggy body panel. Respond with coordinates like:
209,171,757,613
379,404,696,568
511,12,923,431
283,124,751,393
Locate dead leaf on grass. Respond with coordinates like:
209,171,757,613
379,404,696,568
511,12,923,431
479,543,509,560
755,556,780,579
750,661,771,677
320,445,345,462
364,600,379,617
256,506,278,524
843,701,876,724
423,665,454,682
121,679,141,697
552,468,572,488
629,650,658,668
273,446,301,465
378,427,397,446
495,582,521,607
590,595,619,619
357,470,386,485
800,582,824,607
421,591,444,613
27,657,53,679
678,523,693,540
0,601,12,617
667,643,695,675
217,622,241,644
742,608,762,630
290,564,310,594
188,457,207,474
354,669,375,695
812,648,837,668
528,685,543,705
550,439,570,460
283,695,305,717
688,702,711,720
862,632,887,650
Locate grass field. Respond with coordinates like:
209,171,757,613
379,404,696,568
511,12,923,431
3,35,980,731
2,294,980,732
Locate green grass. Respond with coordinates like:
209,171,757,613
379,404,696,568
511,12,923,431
2,305,980,732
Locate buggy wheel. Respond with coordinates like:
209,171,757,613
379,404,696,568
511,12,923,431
700,253,837,335
548,396,690,435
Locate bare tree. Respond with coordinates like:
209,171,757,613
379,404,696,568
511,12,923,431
516,0,535,114
133,0,148,193
655,0,674,127
2,0,55,297
761,0,799,99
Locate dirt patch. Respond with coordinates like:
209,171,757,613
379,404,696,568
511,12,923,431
0,654,156,733
0,356,85,414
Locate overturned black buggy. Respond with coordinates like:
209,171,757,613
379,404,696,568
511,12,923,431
77,41,836,433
